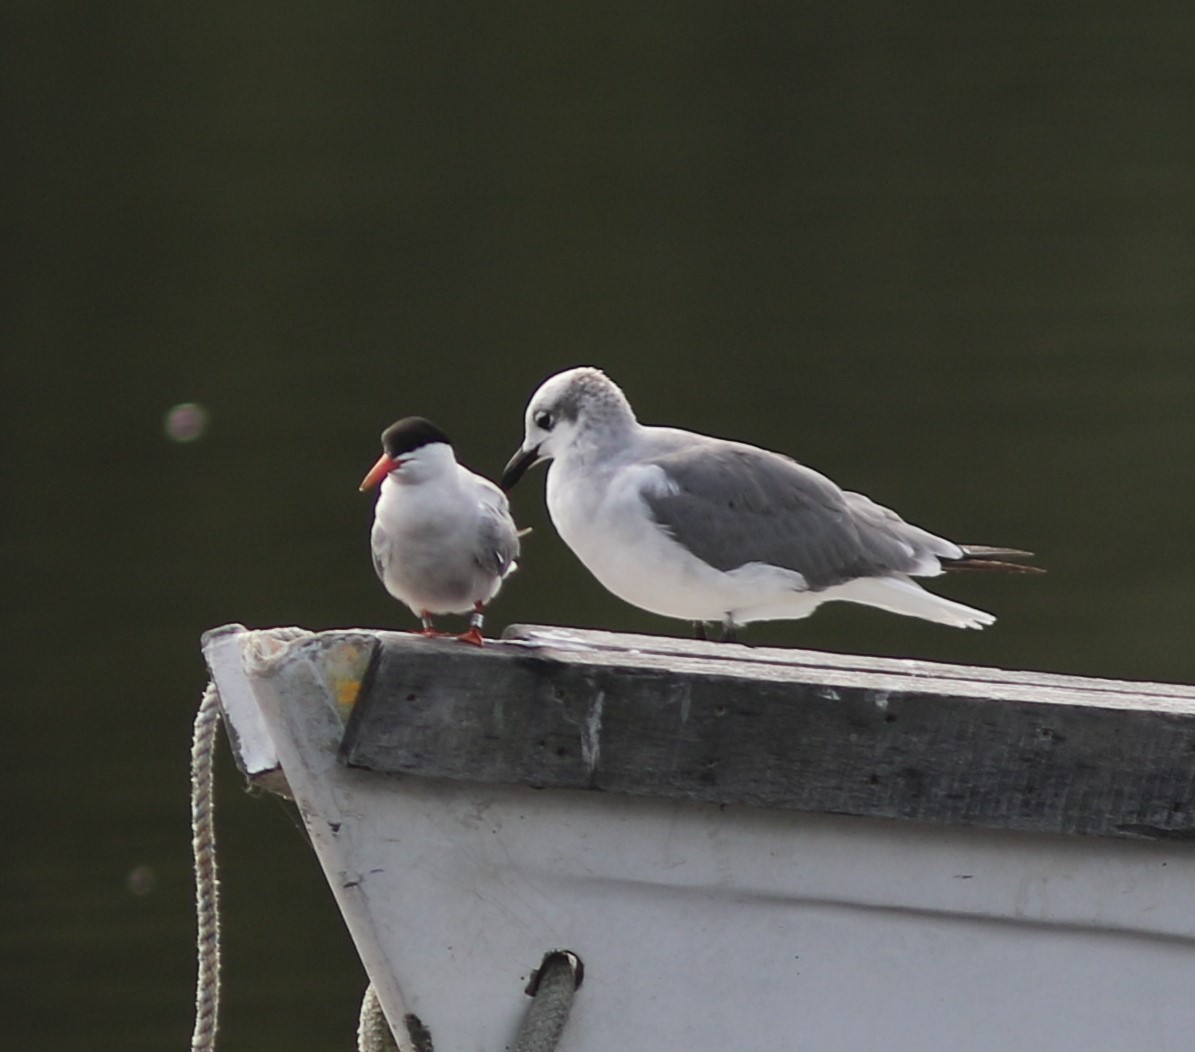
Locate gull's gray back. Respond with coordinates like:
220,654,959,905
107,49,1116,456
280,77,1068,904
639,430,959,590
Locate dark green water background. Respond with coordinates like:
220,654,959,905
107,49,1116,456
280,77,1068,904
4,5,1193,1049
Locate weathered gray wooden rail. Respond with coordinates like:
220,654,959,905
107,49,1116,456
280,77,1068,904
340,624,1195,842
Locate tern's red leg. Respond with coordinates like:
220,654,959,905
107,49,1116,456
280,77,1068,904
454,602,487,646
415,611,449,637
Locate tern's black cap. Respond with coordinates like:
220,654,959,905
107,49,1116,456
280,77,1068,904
380,417,452,457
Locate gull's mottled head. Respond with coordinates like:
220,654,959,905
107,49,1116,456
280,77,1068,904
501,367,637,490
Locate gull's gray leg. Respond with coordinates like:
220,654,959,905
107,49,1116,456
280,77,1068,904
693,621,708,641
720,615,738,643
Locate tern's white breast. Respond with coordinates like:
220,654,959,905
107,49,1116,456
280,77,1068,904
374,471,504,615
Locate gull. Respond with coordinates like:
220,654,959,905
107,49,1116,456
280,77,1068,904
500,367,1040,640
360,417,520,645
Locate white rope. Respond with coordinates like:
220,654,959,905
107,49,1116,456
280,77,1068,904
191,684,223,1052
515,951,582,1052
357,983,398,1052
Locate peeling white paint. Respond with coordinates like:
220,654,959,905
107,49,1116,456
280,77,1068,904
580,690,605,776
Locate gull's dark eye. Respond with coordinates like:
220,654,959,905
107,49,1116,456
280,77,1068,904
534,410,554,431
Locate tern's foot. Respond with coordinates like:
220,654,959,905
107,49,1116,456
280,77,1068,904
455,627,485,647
415,627,451,638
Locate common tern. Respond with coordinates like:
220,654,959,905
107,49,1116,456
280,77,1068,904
361,417,520,645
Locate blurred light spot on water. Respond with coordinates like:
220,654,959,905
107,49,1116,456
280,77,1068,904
164,403,209,442
125,864,158,896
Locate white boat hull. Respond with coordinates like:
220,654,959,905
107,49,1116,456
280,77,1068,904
203,625,1195,1051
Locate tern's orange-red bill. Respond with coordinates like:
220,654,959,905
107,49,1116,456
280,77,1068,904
359,454,398,491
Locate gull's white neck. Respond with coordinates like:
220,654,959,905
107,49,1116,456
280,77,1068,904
557,417,643,476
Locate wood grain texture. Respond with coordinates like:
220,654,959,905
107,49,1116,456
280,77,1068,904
340,626,1195,841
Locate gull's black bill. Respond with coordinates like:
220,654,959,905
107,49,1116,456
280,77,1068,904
500,446,541,491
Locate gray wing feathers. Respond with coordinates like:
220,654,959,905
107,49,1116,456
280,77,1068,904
370,525,390,583
474,493,520,579
642,440,955,590
841,491,963,563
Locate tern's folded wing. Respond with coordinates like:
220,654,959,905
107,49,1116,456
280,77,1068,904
474,493,521,579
